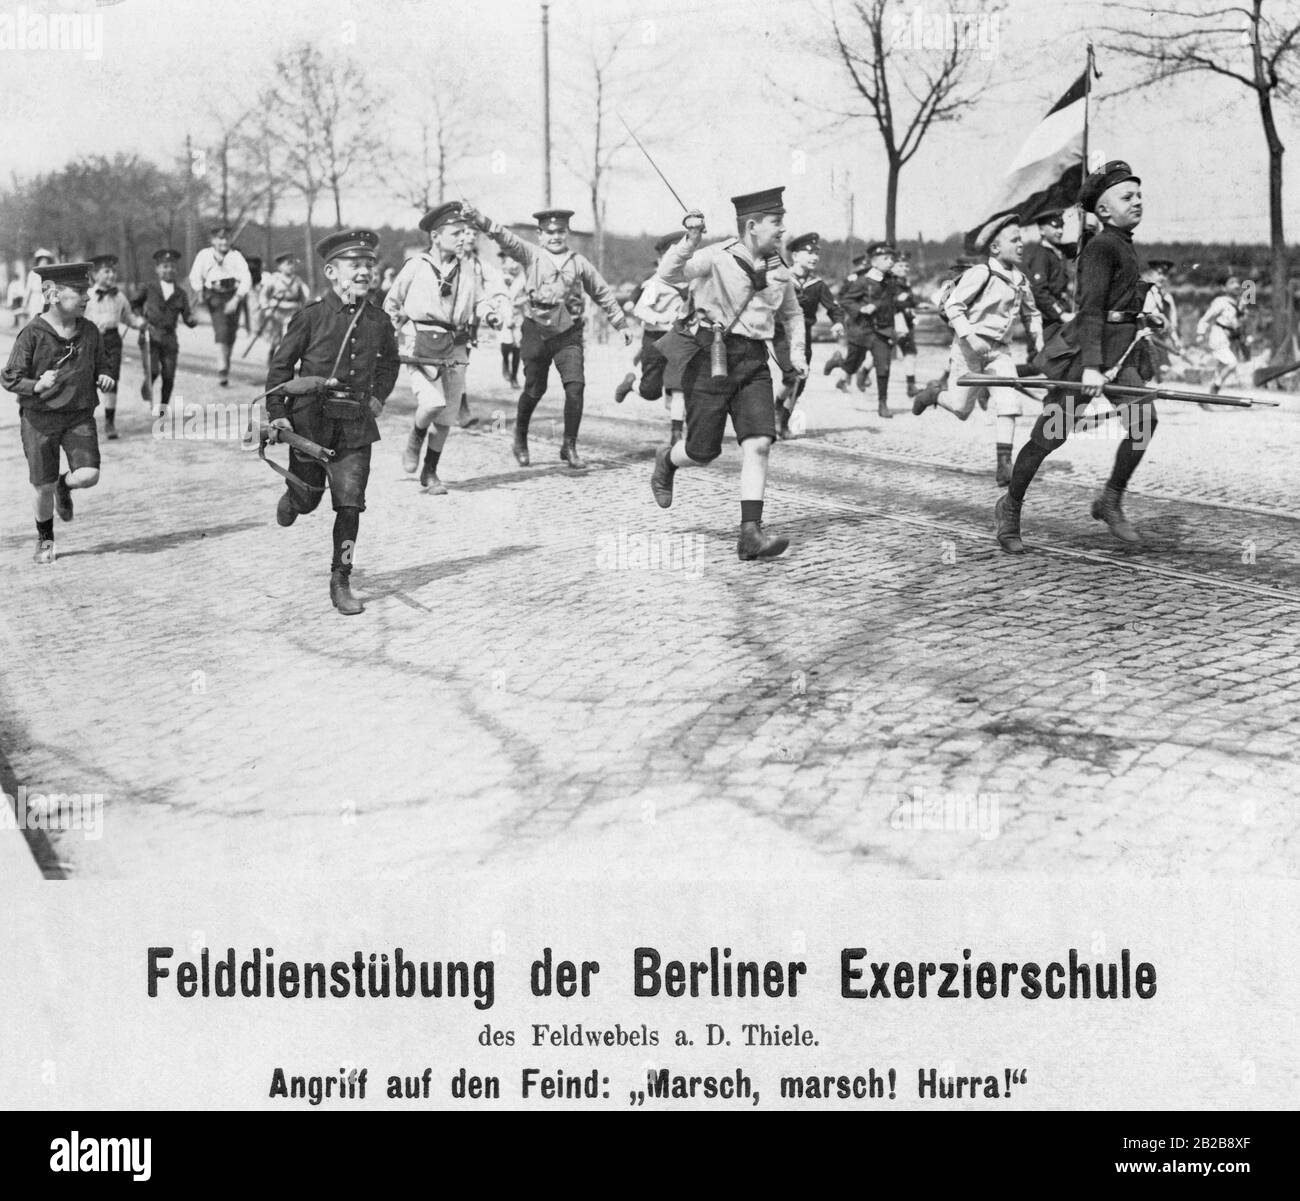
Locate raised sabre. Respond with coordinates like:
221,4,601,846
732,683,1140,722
618,113,688,212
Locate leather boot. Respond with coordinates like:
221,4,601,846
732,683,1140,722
911,381,940,415
650,445,676,508
737,520,789,561
877,397,892,419
614,372,636,404
906,377,918,398
994,493,1025,554
401,426,424,473
330,569,363,615
855,368,870,392
512,430,530,467
995,446,1012,487
821,350,843,377
560,439,588,470
276,491,298,527
1091,484,1140,543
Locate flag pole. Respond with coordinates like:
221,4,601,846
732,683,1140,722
1072,43,1096,311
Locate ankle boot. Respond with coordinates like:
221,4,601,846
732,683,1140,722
737,520,789,561
329,569,363,615
994,493,1025,554
512,429,530,466
877,397,892,419
560,438,588,470
1091,484,1140,543
911,381,940,415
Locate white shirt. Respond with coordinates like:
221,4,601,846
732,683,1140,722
188,247,252,299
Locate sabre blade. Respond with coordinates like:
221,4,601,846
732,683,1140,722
618,113,687,212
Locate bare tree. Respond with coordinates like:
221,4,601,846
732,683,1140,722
798,0,1002,242
555,24,666,275
1101,0,1299,353
382,70,477,214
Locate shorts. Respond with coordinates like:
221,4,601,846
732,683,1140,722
1206,328,1238,368
680,335,775,463
285,442,372,514
521,320,584,395
20,409,100,486
945,339,1020,418
207,297,241,346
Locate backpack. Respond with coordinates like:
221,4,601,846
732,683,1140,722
933,265,995,327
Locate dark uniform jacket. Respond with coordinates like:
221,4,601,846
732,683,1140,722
842,269,898,344
1022,241,1073,327
2,315,108,415
793,275,844,347
266,290,399,449
1036,225,1143,377
132,281,195,349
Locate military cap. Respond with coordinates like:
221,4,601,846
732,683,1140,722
420,201,469,233
786,232,820,254
851,253,868,267
209,223,233,237
1032,208,1065,226
274,251,298,266
532,208,575,230
316,228,380,262
654,230,686,255
866,241,897,258
1147,258,1175,273
153,248,182,263
731,187,785,220
970,211,1021,253
89,253,119,269
32,248,55,264
37,261,92,288
1078,160,1140,214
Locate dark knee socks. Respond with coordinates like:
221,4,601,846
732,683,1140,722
516,390,542,436
1107,438,1147,493
331,508,360,572
562,381,583,441
1008,441,1050,503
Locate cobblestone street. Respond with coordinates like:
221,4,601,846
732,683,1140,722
3,327,1297,881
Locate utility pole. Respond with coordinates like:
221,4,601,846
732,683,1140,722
541,2,552,205
184,133,197,268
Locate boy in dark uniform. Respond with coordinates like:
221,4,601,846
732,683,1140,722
1021,209,1074,343
266,228,399,616
996,162,1156,554
84,253,144,439
132,249,197,418
459,203,631,470
835,241,898,418
774,231,843,437
2,262,113,564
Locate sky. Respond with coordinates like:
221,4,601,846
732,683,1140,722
1,0,1296,243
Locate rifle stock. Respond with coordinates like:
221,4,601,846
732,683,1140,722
955,374,1277,409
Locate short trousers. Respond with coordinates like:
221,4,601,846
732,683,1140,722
20,408,100,486
680,335,775,463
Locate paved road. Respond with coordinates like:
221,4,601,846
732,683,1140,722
2,324,1296,881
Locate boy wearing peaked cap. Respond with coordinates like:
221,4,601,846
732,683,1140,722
2,262,114,564
913,212,1042,488
266,228,399,615
648,187,806,561
384,202,501,493
131,249,198,418
459,203,631,471
835,241,901,417
777,231,843,437
996,161,1157,553
616,230,690,444
1021,208,1075,344
84,253,145,440
257,252,311,364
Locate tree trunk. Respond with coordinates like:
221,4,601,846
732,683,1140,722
885,158,900,244
304,202,316,291
1258,89,1290,353
331,180,343,230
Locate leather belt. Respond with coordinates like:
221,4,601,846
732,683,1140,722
1105,310,1139,323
